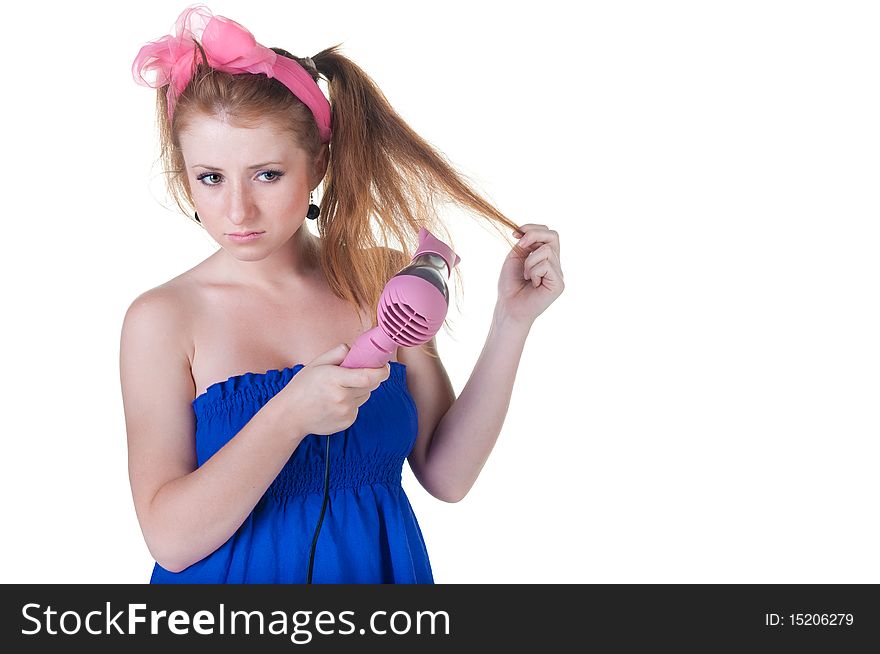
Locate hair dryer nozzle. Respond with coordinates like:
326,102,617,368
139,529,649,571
415,227,461,275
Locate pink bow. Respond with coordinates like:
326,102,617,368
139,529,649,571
132,4,332,143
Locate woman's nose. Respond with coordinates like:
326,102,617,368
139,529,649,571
226,183,256,226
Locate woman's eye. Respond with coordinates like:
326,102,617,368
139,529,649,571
259,170,284,182
197,172,222,186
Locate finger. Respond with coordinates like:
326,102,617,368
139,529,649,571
514,223,549,234
532,258,565,288
342,365,390,390
340,370,374,389
523,244,553,279
512,223,547,241
374,364,391,386
524,243,552,264
515,226,561,257
525,250,562,285
528,260,554,288
308,343,350,367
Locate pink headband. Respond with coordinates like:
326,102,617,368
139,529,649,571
131,4,333,143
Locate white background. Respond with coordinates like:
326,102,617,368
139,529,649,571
1,0,877,583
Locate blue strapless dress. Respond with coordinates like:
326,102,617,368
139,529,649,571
149,361,434,584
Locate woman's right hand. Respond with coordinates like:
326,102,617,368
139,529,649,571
282,344,391,436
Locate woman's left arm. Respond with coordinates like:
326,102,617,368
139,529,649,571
402,224,564,502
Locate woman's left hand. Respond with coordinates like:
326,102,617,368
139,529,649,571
496,223,565,327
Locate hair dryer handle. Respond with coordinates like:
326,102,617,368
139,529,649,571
340,327,396,369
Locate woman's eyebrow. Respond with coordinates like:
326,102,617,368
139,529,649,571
191,161,285,171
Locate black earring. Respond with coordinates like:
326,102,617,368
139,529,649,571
307,191,320,220
194,211,201,224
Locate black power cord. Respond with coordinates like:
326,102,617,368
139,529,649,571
306,434,331,584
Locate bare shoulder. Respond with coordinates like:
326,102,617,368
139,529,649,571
119,273,201,423
122,283,186,326
120,278,195,371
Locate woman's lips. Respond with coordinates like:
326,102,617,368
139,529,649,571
227,231,264,242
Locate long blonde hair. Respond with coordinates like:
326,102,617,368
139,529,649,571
154,42,520,345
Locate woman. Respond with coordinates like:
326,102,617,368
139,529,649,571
120,4,564,583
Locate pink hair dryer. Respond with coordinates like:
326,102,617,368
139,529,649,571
309,227,459,582
341,228,461,369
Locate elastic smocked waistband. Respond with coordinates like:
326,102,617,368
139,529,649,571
265,453,404,499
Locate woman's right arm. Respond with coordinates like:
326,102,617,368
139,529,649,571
119,288,308,574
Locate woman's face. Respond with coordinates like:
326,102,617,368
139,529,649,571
178,113,322,260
